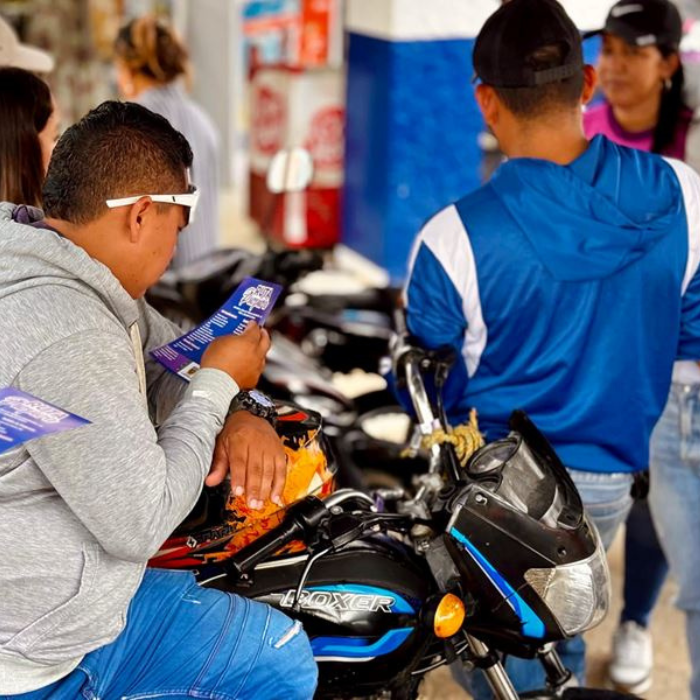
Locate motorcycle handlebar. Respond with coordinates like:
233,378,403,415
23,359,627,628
393,307,408,336
390,314,437,429
224,514,306,578
223,496,330,578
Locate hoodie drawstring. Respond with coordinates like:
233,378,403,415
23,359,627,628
129,323,148,406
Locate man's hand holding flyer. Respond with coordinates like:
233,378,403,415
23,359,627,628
151,277,283,381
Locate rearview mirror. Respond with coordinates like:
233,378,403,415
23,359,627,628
266,148,314,194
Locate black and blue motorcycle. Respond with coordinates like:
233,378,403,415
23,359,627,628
165,328,635,700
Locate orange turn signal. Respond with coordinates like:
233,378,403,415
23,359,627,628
433,593,466,638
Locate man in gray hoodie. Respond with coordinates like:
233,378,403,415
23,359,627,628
0,101,317,698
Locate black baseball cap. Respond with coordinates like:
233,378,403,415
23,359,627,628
587,0,682,50
473,0,584,88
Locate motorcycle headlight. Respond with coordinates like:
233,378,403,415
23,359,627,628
524,522,611,636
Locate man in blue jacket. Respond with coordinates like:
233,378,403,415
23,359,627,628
404,0,700,694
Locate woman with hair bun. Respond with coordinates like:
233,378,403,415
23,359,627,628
114,16,220,269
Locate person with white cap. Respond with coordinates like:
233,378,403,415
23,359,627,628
0,19,57,210
0,15,53,73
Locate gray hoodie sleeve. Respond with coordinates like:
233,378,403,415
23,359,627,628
15,329,238,563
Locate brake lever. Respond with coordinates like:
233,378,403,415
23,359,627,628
321,511,421,551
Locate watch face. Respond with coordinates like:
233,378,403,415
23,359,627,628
249,389,275,408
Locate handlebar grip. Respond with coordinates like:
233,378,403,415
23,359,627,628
225,517,304,578
223,496,328,578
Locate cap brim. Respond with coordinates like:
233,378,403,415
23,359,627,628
592,20,674,49
11,44,54,73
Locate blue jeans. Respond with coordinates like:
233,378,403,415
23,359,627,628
456,468,634,699
2,569,317,700
621,496,668,628
649,383,700,700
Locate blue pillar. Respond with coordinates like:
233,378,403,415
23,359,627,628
342,0,610,283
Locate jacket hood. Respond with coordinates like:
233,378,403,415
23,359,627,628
489,135,684,282
0,203,139,329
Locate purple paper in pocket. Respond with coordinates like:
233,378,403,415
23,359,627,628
0,388,91,454
151,276,283,381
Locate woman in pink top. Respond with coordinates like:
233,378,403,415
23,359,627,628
584,1,700,697
585,3,694,161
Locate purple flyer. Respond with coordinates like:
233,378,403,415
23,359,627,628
0,388,91,454
151,276,283,381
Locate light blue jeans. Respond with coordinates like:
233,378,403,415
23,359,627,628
456,468,634,699
649,383,700,700
2,569,318,700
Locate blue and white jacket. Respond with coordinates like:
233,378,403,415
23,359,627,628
404,136,700,474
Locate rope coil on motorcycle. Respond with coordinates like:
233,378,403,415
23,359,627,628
403,409,485,468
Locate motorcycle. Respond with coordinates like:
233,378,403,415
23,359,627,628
273,245,397,375
156,324,636,700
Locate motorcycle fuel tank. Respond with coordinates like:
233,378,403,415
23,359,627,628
201,535,434,698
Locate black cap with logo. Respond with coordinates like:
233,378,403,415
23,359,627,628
589,0,682,50
473,0,584,88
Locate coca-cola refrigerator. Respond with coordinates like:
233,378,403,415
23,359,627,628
249,64,345,249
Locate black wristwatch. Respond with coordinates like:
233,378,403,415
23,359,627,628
230,389,278,426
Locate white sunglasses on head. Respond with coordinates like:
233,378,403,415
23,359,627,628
106,184,200,226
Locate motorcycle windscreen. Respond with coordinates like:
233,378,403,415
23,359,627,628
467,436,572,530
